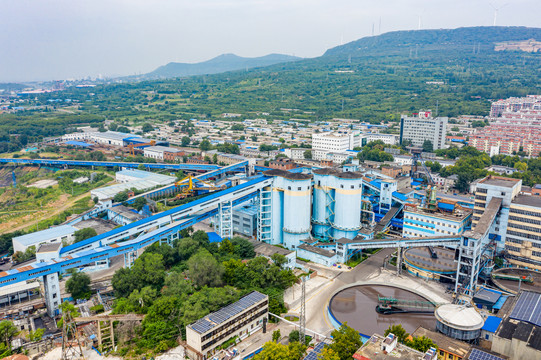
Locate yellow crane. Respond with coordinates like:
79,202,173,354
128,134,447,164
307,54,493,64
174,175,225,199
127,140,156,156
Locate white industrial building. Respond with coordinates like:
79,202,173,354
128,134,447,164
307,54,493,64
12,225,77,253
91,131,137,146
399,110,448,150
143,146,183,161
312,131,360,160
361,133,398,145
92,169,176,200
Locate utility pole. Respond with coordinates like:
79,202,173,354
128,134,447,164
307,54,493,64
62,309,85,360
299,276,306,345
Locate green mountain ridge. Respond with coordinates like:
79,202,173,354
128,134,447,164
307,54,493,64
323,26,541,57
134,53,302,80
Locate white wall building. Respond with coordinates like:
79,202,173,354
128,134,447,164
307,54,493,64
91,131,136,146
362,133,398,145
283,148,306,160
12,225,77,253
399,110,448,150
312,131,360,160
143,146,182,161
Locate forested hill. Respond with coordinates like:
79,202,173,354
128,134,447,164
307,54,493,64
136,53,301,80
324,26,541,57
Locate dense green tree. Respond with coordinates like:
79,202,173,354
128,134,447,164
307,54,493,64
0,320,18,350
326,323,363,360
181,136,190,146
187,248,223,287
199,139,212,151
142,123,154,133
73,228,97,243
113,191,129,202
407,336,437,353
272,329,281,342
304,150,312,159
384,324,409,344
422,140,433,153
65,269,92,300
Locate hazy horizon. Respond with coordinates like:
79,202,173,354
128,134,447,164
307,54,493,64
1,0,540,83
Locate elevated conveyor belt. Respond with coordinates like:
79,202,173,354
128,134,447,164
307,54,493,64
373,205,402,233
122,161,249,205
61,175,270,255
0,176,273,287
0,158,221,171
342,235,461,250
466,197,503,240
363,179,409,204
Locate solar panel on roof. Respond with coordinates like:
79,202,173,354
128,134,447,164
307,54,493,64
510,291,541,327
468,348,505,360
302,342,326,360
189,291,267,334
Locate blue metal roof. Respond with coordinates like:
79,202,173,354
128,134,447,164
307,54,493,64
13,225,77,247
482,316,502,333
493,295,508,310
207,232,223,243
65,141,92,147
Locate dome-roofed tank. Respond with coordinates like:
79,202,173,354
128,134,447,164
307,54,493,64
434,304,484,341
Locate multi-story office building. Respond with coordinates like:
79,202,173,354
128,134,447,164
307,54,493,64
311,131,360,160
186,291,268,358
399,110,447,150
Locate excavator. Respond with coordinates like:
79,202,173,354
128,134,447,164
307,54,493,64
174,175,225,199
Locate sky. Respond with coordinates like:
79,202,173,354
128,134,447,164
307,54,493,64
1,0,540,82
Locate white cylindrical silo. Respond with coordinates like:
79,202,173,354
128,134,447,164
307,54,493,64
333,172,363,239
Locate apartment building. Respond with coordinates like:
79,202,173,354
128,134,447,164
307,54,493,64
490,95,541,117
186,291,268,358
399,110,447,150
311,131,360,160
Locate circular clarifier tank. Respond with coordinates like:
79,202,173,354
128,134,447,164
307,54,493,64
328,284,436,336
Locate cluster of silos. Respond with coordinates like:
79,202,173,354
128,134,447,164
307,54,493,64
264,169,313,249
312,169,363,241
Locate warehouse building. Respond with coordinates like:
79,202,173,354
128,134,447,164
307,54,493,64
12,225,77,253
92,131,137,146
186,291,268,359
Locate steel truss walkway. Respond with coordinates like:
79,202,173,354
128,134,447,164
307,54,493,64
0,158,221,171
0,176,273,288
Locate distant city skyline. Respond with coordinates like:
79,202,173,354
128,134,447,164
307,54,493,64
1,0,540,82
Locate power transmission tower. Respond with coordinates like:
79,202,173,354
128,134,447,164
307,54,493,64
299,276,306,345
62,309,85,360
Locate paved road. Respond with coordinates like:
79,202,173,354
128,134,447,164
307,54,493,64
303,248,395,336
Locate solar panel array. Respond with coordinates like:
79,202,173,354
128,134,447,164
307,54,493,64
468,348,505,360
303,342,326,360
510,291,541,327
190,291,267,334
